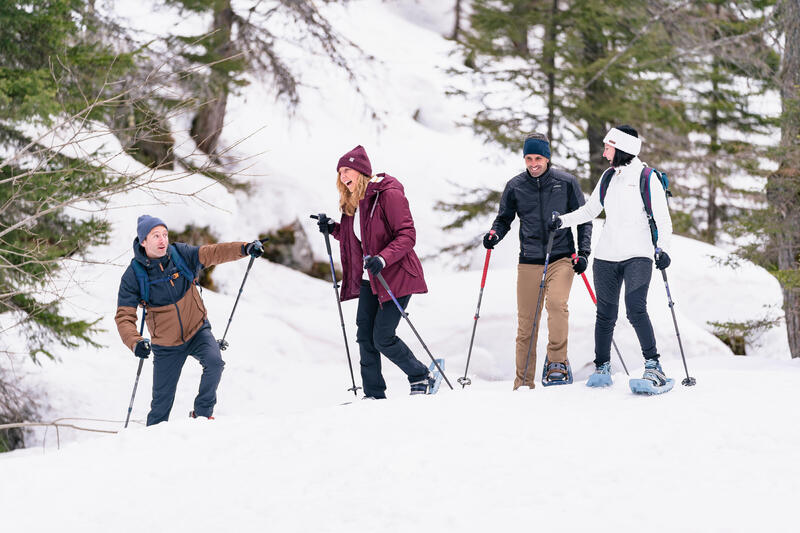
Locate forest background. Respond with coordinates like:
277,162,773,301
1,0,798,452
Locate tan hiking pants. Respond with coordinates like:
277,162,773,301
514,257,573,389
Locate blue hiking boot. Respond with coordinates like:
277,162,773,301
629,358,675,395
586,362,613,388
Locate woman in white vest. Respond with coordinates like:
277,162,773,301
550,125,674,393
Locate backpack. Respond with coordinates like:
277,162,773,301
599,166,672,248
130,244,197,306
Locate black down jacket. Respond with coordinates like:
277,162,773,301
491,166,592,264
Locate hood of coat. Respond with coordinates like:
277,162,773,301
363,173,403,198
132,237,171,269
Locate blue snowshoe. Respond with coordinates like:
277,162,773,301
629,359,675,395
586,361,613,388
428,358,445,395
541,356,573,386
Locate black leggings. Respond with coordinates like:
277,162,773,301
593,258,659,366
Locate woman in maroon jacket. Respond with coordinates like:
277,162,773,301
317,145,430,398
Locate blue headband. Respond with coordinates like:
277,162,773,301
523,138,551,159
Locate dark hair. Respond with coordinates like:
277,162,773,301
611,124,638,168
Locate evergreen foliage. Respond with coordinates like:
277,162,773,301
670,1,778,244
0,0,133,360
442,0,690,235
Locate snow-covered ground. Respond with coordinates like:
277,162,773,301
2,1,797,531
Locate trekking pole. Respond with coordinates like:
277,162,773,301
521,227,556,388
458,231,495,388
311,214,361,396
124,309,147,429
372,269,454,390
217,237,269,351
655,248,696,386
571,253,629,376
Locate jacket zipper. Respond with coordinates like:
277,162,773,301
537,178,546,257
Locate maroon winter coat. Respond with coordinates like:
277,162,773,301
331,173,428,304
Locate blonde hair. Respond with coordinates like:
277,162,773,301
337,171,370,216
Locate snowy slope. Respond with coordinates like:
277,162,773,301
1,2,797,531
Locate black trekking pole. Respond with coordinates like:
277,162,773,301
372,269,454,390
124,309,148,429
572,254,629,376
311,214,361,396
217,237,269,351
521,214,558,388
458,231,495,388
655,248,696,386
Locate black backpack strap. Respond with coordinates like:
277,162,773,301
599,167,615,206
640,167,659,248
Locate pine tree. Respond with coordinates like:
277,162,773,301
0,0,138,359
768,0,800,357
439,0,686,243
158,0,357,156
666,1,777,243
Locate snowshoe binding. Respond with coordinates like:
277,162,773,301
541,356,573,387
428,358,445,395
629,359,675,395
586,361,613,388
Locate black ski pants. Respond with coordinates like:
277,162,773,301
355,280,429,398
593,258,659,367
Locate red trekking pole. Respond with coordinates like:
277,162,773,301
572,253,629,376
458,231,495,388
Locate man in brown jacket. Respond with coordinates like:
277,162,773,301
115,215,263,425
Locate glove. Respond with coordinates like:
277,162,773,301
364,256,385,275
317,216,335,234
243,239,264,258
572,253,588,274
549,213,563,231
482,232,499,249
655,250,671,270
134,339,151,359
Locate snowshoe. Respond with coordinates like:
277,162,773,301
428,358,445,395
629,359,675,395
586,361,613,388
541,356,573,386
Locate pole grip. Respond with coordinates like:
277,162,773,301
480,250,491,289
572,253,597,304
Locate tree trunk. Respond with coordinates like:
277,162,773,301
544,0,558,143
191,0,234,156
769,0,800,357
706,58,721,244
450,0,462,40
582,31,607,188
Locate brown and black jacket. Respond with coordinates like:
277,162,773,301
115,239,246,350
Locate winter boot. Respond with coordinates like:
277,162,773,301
410,375,431,395
189,410,215,420
629,358,675,395
586,362,613,388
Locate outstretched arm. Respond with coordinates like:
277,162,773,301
198,242,248,267
560,180,603,228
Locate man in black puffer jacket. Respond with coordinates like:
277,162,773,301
483,133,592,389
